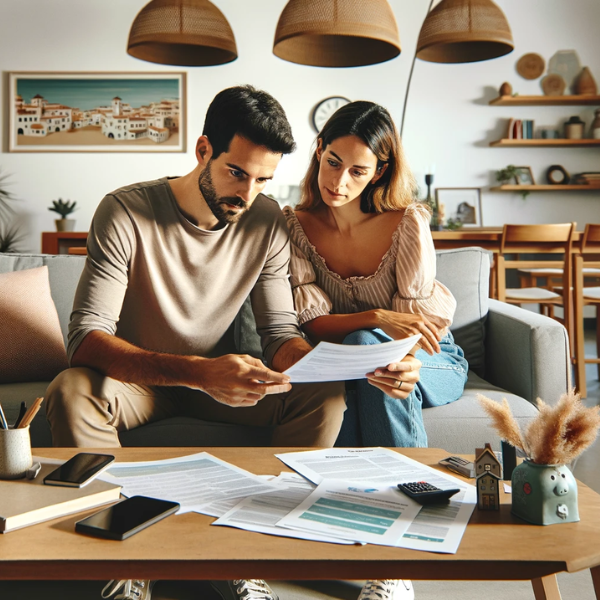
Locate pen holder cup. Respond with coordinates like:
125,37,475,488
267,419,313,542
0,426,33,479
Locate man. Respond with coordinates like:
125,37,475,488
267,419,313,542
45,85,346,600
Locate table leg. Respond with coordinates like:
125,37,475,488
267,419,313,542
531,575,562,600
591,566,600,599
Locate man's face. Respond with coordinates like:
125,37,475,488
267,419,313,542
198,134,282,225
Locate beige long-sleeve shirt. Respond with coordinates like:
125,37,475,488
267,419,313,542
68,178,302,366
283,202,456,330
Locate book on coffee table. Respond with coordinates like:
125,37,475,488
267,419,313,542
0,461,121,533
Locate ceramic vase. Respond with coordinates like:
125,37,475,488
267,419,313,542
511,460,579,525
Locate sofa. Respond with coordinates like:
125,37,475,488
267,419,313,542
0,247,571,453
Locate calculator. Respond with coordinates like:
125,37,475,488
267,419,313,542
397,481,460,504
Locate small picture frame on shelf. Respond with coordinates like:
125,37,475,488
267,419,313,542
514,166,535,185
435,188,482,228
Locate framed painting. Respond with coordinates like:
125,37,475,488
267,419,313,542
8,72,186,152
435,187,483,228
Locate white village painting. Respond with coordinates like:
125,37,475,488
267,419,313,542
9,73,185,152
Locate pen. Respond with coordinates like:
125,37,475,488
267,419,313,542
0,402,8,430
14,401,27,429
18,397,44,429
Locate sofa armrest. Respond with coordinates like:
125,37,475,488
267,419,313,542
484,299,570,407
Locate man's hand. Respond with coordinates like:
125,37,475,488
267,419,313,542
197,354,292,407
366,354,422,400
374,309,442,355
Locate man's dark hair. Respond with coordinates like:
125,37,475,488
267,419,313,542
202,85,296,159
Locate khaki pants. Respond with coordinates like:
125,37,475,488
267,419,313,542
45,367,346,448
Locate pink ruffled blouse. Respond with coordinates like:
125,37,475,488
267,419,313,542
282,203,456,331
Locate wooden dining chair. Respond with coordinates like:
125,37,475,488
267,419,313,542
573,224,600,398
496,223,577,367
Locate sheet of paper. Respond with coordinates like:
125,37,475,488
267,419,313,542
213,473,354,544
101,452,278,514
277,479,421,546
283,334,421,382
197,475,276,518
276,447,476,553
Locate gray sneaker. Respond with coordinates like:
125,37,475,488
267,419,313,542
210,580,279,600
101,580,155,600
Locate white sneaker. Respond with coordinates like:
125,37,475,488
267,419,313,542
101,580,155,600
210,579,279,600
358,579,414,600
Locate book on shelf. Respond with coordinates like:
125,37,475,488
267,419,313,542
0,460,121,533
506,118,534,139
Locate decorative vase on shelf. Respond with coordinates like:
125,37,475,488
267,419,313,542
592,109,600,140
564,116,585,139
574,66,598,96
424,174,441,231
511,460,579,525
55,219,76,232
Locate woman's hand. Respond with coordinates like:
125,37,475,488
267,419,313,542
373,309,442,355
366,354,422,399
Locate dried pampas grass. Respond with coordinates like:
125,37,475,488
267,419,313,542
477,389,600,465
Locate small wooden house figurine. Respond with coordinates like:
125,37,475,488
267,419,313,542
475,443,501,510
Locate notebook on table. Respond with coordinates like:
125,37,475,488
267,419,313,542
0,461,121,533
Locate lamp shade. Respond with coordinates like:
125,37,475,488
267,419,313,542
127,0,237,66
273,0,401,68
416,0,513,64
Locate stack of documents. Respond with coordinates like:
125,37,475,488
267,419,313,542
98,448,476,554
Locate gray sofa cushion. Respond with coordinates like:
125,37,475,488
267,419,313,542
0,253,85,343
423,371,538,454
435,248,491,378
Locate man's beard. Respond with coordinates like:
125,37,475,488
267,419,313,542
198,161,249,225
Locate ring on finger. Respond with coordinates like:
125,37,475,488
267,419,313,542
394,379,403,390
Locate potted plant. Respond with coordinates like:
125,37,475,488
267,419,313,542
478,390,600,525
0,169,25,253
49,198,77,232
495,164,518,185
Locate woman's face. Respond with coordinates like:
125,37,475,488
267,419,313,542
316,135,386,209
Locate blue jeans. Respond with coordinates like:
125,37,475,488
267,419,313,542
335,329,469,448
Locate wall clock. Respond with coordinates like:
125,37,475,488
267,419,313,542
311,96,351,132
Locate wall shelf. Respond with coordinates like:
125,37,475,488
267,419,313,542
489,139,600,147
489,95,600,106
490,185,600,192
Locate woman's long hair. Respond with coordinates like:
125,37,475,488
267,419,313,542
297,101,416,213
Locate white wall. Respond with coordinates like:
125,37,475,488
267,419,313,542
1,0,599,252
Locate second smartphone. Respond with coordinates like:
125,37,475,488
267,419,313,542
44,452,115,488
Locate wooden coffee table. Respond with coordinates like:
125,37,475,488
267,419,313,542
2,448,600,600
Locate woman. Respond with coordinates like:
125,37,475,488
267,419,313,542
283,100,469,450
284,102,468,600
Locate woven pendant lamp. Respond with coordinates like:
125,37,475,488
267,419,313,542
127,0,237,66
416,0,513,64
273,0,401,68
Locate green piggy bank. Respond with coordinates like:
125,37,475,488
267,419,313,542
511,461,579,525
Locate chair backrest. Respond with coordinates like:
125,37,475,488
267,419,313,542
581,224,600,255
496,223,576,309
499,223,576,254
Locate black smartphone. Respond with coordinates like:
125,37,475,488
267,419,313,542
75,495,180,540
44,452,115,488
